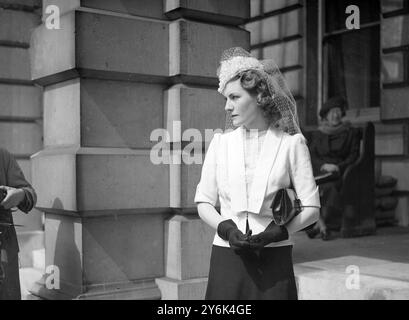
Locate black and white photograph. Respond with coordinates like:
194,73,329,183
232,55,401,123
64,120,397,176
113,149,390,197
0,0,408,308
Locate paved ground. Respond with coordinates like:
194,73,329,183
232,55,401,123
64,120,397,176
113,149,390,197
292,226,409,299
293,226,409,264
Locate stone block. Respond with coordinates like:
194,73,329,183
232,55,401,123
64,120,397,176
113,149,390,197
382,52,405,83
0,46,31,80
32,149,77,211
164,215,213,280
164,0,249,25
382,0,406,13
381,88,409,120
16,158,32,182
0,0,42,12
0,122,42,155
80,79,164,149
30,12,76,82
246,9,301,45
379,160,409,227
17,230,44,268
156,276,207,300
164,85,226,141
164,85,226,208
76,12,169,78
381,15,409,48
32,148,169,211
76,151,169,211
374,123,408,156
45,78,164,149
36,210,166,298
82,212,166,285
0,0,41,8
0,10,40,44
30,209,166,299
13,208,43,231
263,0,300,12
262,39,302,68
169,20,249,78
44,78,80,147
31,11,169,84
42,0,164,20
179,87,226,134
0,84,41,119
44,212,83,297
168,151,203,209
181,163,202,208
381,160,409,191
250,0,261,17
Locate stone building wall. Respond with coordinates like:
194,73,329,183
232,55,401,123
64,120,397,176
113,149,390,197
29,0,250,299
0,0,44,268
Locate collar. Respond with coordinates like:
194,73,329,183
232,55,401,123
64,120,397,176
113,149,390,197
228,126,284,213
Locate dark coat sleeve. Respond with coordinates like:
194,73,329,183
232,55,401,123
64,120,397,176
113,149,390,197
1,148,37,213
337,128,360,174
308,132,326,176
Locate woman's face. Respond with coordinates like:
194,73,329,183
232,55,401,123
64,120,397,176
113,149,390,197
325,107,343,126
223,79,263,128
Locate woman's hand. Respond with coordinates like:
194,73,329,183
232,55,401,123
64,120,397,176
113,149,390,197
0,186,25,210
217,219,252,252
247,222,289,249
320,163,339,173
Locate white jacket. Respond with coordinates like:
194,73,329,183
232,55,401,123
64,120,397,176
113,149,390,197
194,126,320,248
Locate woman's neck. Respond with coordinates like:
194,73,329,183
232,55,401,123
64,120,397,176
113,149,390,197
243,118,270,132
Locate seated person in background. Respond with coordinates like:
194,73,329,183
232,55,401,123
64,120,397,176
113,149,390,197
306,97,360,240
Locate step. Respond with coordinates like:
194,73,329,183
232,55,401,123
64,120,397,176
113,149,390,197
19,267,44,300
17,230,44,268
294,256,409,300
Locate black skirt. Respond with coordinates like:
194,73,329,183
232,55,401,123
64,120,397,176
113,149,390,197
205,245,297,300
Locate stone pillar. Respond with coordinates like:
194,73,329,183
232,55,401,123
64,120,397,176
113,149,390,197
29,0,249,299
0,0,44,268
155,0,250,300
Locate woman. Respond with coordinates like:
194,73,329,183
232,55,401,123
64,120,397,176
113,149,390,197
194,47,320,300
307,96,360,240
0,147,37,300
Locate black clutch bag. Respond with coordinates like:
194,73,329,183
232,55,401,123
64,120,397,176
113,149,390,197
270,185,321,226
270,188,302,226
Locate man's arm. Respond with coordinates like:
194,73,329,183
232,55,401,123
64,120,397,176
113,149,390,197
1,149,37,213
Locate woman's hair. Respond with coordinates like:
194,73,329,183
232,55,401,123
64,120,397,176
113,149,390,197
231,70,282,125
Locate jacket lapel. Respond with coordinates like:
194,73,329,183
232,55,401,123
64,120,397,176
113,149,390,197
247,127,284,214
228,127,247,212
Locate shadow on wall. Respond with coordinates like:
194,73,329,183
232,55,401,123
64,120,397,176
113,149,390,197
30,198,82,299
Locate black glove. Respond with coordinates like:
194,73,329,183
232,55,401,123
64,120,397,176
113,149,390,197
217,219,252,251
247,221,289,250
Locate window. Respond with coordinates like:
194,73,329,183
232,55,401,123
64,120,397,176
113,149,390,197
323,0,381,110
